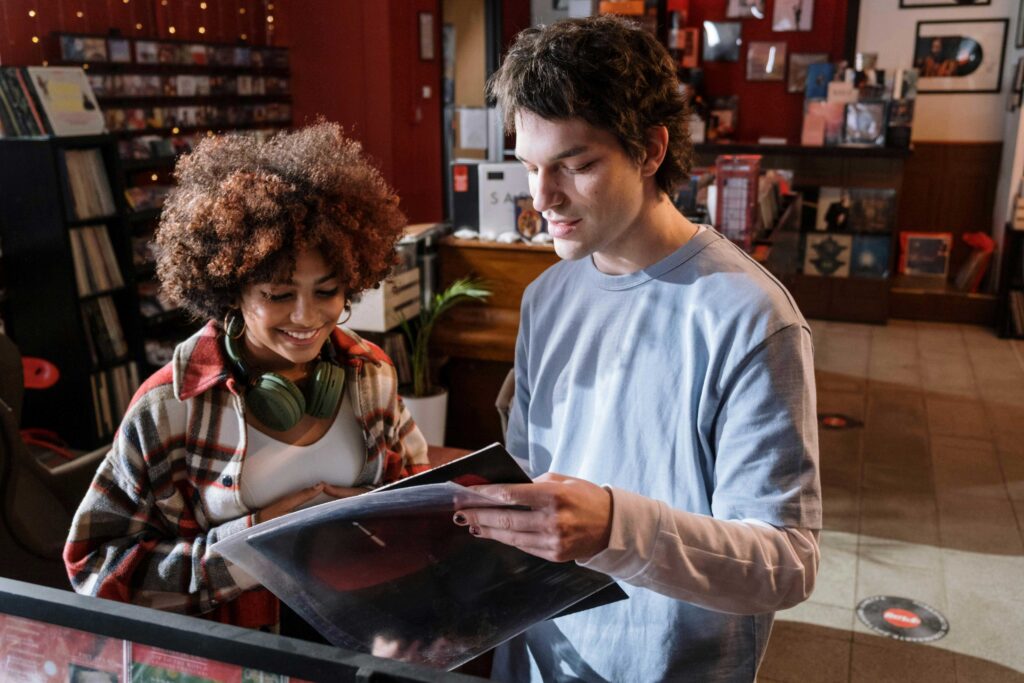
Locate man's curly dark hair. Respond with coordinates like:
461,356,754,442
487,15,693,195
156,122,405,322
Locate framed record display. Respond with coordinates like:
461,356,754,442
913,19,1008,94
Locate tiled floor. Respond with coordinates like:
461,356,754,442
759,320,1024,682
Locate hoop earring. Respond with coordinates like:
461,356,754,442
224,310,246,340
338,307,352,326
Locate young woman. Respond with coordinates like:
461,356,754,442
64,123,429,634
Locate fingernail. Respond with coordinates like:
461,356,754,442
453,513,467,525
469,525,480,536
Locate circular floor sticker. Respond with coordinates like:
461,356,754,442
818,413,864,430
856,596,949,642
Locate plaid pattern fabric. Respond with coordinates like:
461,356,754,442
64,322,429,625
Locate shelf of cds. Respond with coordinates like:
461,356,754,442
0,135,143,448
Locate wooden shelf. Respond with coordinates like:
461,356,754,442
695,142,912,159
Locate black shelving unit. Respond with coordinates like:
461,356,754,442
997,223,1024,338
0,135,143,448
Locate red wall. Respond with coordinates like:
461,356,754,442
0,0,278,64
277,0,444,223
684,0,849,144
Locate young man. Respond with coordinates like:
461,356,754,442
452,16,821,682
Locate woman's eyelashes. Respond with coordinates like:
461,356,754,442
260,287,341,302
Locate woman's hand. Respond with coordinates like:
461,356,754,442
255,482,369,524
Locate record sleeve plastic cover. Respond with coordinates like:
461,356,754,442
213,444,626,670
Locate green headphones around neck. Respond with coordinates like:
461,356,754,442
223,313,346,432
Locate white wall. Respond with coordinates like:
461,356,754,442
857,0,1019,142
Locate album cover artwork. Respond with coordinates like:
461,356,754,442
851,235,891,278
843,101,887,146
213,444,627,671
804,233,852,277
805,62,836,99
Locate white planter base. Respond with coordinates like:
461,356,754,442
401,389,448,446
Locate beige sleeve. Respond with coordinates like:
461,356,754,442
579,487,820,615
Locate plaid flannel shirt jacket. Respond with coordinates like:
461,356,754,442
64,321,429,627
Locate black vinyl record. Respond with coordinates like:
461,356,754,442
856,596,949,642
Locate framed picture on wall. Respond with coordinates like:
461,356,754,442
418,12,435,61
913,19,1008,94
899,0,990,7
747,42,787,81
788,52,829,93
726,0,766,19
1018,0,1024,48
772,0,813,32
702,21,742,62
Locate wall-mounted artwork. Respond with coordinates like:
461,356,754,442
703,21,742,62
726,0,766,19
788,52,829,93
913,19,1008,93
773,0,813,32
900,0,990,7
747,42,787,81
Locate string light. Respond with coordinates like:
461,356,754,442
268,3,274,9
76,10,84,18
200,1,207,8
122,0,130,4
28,10,36,17
266,15,273,23
31,36,39,43
171,126,180,134
239,7,246,13
240,33,248,40
136,22,143,30
198,27,206,34
150,174,159,181
168,26,176,34
42,60,48,66
82,63,89,70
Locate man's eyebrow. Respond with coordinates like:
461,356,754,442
516,146,590,164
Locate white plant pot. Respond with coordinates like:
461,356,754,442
401,389,448,446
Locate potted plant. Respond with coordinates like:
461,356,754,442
399,277,490,445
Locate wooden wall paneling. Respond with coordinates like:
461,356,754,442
897,142,1002,276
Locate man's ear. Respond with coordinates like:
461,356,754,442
641,125,669,178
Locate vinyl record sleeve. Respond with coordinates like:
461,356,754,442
213,444,626,670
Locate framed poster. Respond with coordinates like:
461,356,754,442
773,0,813,32
900,0,990,6
899,232,952,277
702,21,742,62
747,42,787,81
418,12,435,61
788,52,829,93
726,0,766,19
1018,0,1024,48
913,19,1008,93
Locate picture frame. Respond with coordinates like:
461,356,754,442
772,0,813,32
747,42,787,81
899,0,990,7
899,232,952,278
788,52,829,93
418,11,436,61
1018,0,1024,49
913,19,1008,94
702,21,742,62
725,0,766,19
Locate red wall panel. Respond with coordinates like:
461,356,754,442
282,0,443,223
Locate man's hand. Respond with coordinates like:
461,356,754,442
452,472,613,562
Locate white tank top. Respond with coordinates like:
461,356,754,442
239,389,366,511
